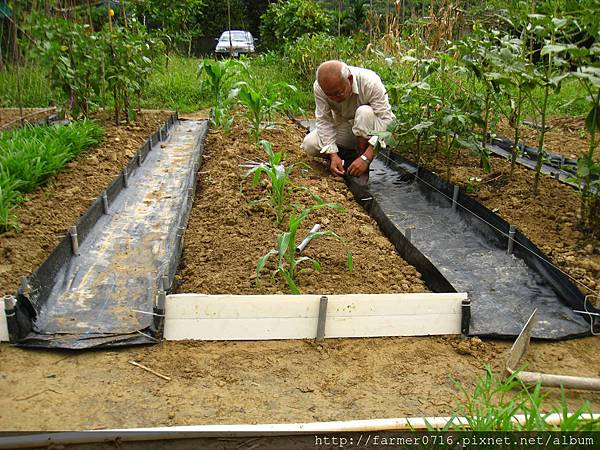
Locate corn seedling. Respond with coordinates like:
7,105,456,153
256,201,353,294
229,81,298,143
243,140,292,224
198,59,247,130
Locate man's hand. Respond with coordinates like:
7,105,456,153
347,157,369,176
329,153,345,176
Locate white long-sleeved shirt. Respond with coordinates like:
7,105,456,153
314,65,395,154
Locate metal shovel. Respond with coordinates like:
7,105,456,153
506,309,600,391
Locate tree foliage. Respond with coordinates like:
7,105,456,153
260,0,332,50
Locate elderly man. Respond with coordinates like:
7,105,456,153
302,60,395,180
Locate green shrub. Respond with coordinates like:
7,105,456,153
260,0,331,51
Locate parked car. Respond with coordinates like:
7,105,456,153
214,30,256,57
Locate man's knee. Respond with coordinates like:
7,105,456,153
302,131,322,157
353,105,376,137
355,105,375,123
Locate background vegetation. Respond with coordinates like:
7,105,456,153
1,0,598,230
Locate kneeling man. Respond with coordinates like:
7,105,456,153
302,60,395,182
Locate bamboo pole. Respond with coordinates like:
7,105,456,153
11,1,24,126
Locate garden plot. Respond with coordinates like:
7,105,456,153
298,120,596,339
363,154,591,339
1,117,600,430
1,114,468,348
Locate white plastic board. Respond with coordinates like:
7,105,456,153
164,293,467,341
0,298,8,342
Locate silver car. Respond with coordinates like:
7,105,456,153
215,30,255,57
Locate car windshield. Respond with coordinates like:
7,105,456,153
219,32,249,42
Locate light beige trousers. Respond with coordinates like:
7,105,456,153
301,105,386,156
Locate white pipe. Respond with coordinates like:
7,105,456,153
1,414,598,448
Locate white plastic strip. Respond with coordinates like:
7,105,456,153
1,414,599,448
164,293,466,340
0,298,8,342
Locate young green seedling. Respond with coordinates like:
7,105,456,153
256,201,353,294
243,140,293,224
229,81,298,143
198,59,247,130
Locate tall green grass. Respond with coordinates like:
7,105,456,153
140,56,208,112
449,367,600,431
0,120,103,231
0,64,60,107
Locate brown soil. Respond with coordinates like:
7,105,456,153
0,114,599,431
0,107,57,131
495,116,591,159
176,121,426,295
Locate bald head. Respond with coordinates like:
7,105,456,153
316,60,353,103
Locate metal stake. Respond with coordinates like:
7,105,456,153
158,127,162,141
123,168,129,187
156,290,166,312
316,295,328,340
102,192,109,214
137,152,142,167
162,275,170,294
69,226,79,256
461,298,471,336
148,134,153,149
177,226,185,249
507,224,516,255
452,185,459,210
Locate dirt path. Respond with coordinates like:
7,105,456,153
0,114,599,431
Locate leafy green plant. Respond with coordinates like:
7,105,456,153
0,121,103,232
491,35,537,179
388,80,438,166
282,33,360,88
131,0,205,64
27,14,104,118
525,15,572,195
243,140,293,224
260,0,331,51
101,20,163,124
229,81,298,143
199,59,247,130
256,201,353,294
437,107,486,180
456,29,503,149
25,13,162,122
